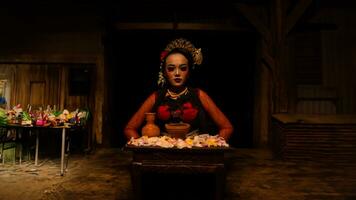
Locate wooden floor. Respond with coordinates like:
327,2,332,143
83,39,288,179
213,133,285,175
0,147,355,200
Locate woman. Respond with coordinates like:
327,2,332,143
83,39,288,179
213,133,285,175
124,38,233,141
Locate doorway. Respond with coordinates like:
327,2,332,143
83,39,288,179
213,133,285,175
106,29,257,147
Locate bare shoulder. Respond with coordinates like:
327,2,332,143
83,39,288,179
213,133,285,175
138,92,157,107
146,91,157,103
196,88,210,99
148,91,157,99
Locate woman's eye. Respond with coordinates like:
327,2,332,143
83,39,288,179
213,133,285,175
180,66,188,71
167,67,175,72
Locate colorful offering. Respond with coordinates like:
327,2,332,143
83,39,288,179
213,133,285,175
128,134,229,149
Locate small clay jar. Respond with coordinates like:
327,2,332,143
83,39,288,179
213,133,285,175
141,112,160,137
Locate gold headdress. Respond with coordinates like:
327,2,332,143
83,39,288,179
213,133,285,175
158,38,203,87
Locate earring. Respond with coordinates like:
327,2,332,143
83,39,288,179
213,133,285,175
157,71,166,87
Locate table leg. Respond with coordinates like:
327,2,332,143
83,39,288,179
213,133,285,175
215,165,226,200
18,130,22,165
19,143,22,165
28,130,31,161
35,131,39,166
60,127,65,176
131,162,142,200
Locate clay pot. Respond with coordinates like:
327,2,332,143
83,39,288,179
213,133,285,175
141,112,160,137
165,123,190,139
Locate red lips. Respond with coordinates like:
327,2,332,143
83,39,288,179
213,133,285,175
174,78,182,83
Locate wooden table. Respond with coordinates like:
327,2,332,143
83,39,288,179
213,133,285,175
125,145,231,200
4,124,71,176
34,126,70,176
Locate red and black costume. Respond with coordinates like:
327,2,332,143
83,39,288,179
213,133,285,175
153,87,216,134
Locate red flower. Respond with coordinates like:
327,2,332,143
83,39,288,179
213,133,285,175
182,105,198,122
172,109,182,118
183,102,193,109
157,105,170,121
182,108,198,122
157,102,198,122
160,50,169,61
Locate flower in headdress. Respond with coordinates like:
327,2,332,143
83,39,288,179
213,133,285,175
160,50,169,61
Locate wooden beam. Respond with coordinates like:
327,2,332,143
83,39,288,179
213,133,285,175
176,23,250,31
273,0,283,43
235,3,271,41
115,22,250,31
295,23,338,31
0,54,98,64
261,50,276,77
285,0,313,35
116,22,174,30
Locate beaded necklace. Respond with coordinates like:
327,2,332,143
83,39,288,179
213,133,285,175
166,87,188,100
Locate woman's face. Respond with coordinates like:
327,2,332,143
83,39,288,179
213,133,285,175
164,53,190,88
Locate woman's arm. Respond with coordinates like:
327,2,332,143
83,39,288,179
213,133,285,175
198,89,234,140
124,92,156,140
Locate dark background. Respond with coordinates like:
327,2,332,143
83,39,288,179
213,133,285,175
106,29,257,148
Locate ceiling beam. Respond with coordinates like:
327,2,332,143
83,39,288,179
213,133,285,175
235,3,271,41
116,23,174,30
115,22,250,31
285,0,313,35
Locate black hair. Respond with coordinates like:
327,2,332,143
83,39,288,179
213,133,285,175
162,48,194,69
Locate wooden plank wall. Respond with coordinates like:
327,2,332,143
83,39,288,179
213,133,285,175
10,64,61,109
6,64,93,111
296,86,338,114
290,8,356,115
321,9,356,114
